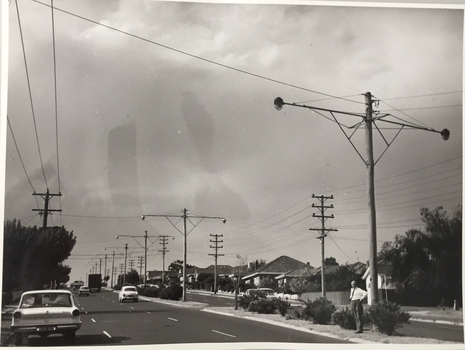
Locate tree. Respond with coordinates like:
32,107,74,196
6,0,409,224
378,206,462,306
126,270,140,285
3,220,76,292
247,259,267,272
168,260,193,274
324,257,339,266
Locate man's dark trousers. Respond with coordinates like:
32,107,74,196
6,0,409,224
351,300,363,332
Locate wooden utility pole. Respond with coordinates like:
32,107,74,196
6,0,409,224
209,234,224,294
309,195,337,298
32,188,62,228
158,235,173,285
365,92,379,304
123,244,128,284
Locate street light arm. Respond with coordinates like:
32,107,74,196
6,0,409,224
274,97,365,118
373,118,450,140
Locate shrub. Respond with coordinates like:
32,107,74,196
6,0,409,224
368,300,411,335
159,284,183,300
140,286,160,298
331,307,356,330
248,298,276,314
238,295,254,309
275,298,290,316
301,297,336,324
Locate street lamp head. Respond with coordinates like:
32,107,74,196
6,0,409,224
440,128,450,141
141,215,145,220
274,97,284,111
116,235,119,239
222,218,227,224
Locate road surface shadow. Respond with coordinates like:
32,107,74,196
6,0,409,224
85,309,166,315
20,333,131,346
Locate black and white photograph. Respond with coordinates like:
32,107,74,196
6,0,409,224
1,0,463,348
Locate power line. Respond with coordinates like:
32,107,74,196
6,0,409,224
50,0,62,225
32,0,366,105
14,0,48,189
380,90,462,101
7,116,36,194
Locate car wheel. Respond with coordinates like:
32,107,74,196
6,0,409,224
14,334,23,346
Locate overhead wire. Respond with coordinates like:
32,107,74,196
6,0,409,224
32,0,366,106
14,0,48,189
50,0,63,226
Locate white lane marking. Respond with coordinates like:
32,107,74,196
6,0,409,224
145,311,151,314
103,331,112,338
212,330,236,338
91,319,96,323
167,317,178,322
112,301,115,303
85,311,88,314
130,307,134,309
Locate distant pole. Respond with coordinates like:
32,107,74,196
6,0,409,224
309,194,337,298
111,251,115,288
144,230,148,287
183,208,187,301
365,92,379,304
99,258,102,275
209,234,224,294
104,255,107,279
123,243,128,285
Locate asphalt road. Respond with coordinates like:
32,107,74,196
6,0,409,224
186,291,464,343
2,290,348,346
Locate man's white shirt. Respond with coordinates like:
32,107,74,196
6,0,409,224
350,287,367,301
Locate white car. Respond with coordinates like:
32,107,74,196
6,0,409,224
119,286,139,302
11,290,81,346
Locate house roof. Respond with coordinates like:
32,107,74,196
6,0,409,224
195,265,234,275
242,256,308,280
362,263,393,280
275,266,315,280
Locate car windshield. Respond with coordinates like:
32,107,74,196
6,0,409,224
124,287,137,292
20,293,72,308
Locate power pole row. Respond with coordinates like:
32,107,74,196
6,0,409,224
209,234,224,294
309,194,337,298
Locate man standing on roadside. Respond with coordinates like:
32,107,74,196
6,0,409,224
350,280,367,333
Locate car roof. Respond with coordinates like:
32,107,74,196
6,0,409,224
22,289,72,295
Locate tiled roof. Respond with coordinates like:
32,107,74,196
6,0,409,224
242,256,308,279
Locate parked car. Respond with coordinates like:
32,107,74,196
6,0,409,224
245,288,276,298
78,286,90,296
119,286,139,303
11,290,81,346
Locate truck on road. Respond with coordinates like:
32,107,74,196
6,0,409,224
88,274,102,292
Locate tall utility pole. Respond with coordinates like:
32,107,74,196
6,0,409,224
209,234,224,294
273,95,449,304
99,258,102,275
142,208,226,301
123,243,128,284
117,231,161,288
111,251,115,288
129,259,135,271
309,194,337,298
32,188,62,228
158,235,174,285
365,92,379,304
138,256,144,281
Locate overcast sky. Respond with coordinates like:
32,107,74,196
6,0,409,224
2,0,462,284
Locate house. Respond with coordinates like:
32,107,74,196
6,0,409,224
194,265,234,280
275,265,315,288
146,270,179,284
362,261,396,305
241,255,309,287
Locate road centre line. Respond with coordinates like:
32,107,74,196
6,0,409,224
103,331,112,339
91,319,96,323
130,307,134,309
167,317,178,322
145,311,151,314
212,329,236,338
